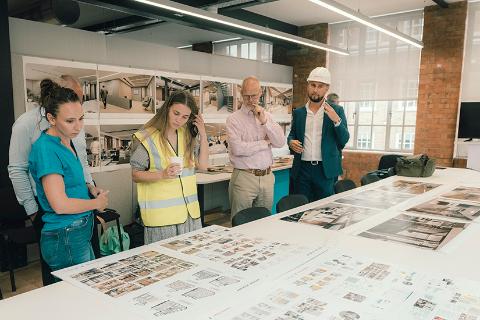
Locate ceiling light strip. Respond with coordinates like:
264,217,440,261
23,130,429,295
309,0,423,48
212,37,243,44
133,0,349,55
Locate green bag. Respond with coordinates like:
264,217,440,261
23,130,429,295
395,154,436,177
99,224,131,256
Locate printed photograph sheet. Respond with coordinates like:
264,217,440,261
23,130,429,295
375,180,441,195
335,190,413,210
158,226,323,277
53,246,250,320
358,213,469,250
280,202,380,231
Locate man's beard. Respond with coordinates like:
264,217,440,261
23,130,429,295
308,94,324,103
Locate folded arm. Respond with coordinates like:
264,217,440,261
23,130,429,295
8,119,38,215
42,174,103,214
263,115,285,148
226,117,270,157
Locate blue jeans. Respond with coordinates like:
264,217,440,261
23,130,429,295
40,214,95,272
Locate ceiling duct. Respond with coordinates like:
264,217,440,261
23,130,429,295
10,0,80,26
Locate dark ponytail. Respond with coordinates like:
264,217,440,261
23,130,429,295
40,79,80,118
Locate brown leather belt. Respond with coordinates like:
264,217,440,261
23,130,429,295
239,167,272,176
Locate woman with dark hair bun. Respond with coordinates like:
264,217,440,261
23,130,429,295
28,79,109,273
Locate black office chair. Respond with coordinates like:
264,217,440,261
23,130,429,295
334,179,357,193
0,186,38,292
363,155,404,181
232,207,271,227
276,194,309,213
378,154,404,170
360,174,381,186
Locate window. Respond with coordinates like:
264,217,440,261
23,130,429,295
357,127,372,149
249,42,257,60
241,43,248,59
214,40,272,62
461,2,480,101
329,10,423,153
260,42,270,62
342,100,416,152
229,44,237,56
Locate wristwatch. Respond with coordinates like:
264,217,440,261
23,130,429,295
334,118,342,127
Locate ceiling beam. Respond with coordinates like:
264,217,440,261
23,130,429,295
218,8,297,36
82,15,164,33
167,0,233,6
74,0,347,54
214,0,279,11
79,1,288,36
432,0,449,8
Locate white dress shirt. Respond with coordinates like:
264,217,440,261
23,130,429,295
301,102,324,162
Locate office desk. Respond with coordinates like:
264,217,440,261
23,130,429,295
196,164,292,225
2,168,480,319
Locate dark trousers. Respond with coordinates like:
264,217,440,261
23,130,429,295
31,201,55,286
294,161,334,202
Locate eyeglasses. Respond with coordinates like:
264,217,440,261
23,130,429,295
243,94,260,100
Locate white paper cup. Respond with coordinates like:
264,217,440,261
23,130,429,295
170,156,184,175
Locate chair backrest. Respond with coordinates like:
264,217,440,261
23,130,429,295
276,194,309,213
360,174,381,186
334,179,357,194
232,207,271,227
378,154,404,170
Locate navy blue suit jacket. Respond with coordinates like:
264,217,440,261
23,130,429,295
287,103,349,179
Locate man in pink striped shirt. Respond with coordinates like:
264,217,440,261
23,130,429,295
226,76,285,219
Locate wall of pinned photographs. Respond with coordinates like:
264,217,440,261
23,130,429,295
22,56,293,173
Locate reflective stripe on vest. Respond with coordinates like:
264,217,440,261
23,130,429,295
133,127,200,227
181,168,195,177
135,128,162,170
139,194,198,210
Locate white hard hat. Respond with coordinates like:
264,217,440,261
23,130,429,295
307,67,331,85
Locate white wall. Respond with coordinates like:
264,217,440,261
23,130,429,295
9,17,292,119
8,17,293,224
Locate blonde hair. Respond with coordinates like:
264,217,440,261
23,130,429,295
139,91,199,167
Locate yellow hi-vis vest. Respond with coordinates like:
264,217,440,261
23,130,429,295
134,127,200,227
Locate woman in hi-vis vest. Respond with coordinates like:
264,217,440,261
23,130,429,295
130,91,209,244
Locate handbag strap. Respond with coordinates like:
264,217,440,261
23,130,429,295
95,214,109,244
420,155,429,177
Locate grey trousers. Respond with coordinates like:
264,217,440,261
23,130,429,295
144,215,202,245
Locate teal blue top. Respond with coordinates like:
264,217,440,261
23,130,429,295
29,131,92,231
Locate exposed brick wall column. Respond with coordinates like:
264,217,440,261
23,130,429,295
272,23,328,108
414,2,467,166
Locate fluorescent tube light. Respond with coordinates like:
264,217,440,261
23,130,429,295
133,0,349,55
98,72,121,80
309,0,424,48
212,37,242,44
177,37,242,49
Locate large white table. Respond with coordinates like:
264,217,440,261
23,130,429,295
2,168,480,319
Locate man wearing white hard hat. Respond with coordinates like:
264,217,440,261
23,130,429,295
287,67,349,201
